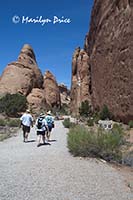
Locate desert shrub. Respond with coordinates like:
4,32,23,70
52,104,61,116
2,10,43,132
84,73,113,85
0,93,27,117
0,132,10,141
87,118,94,126
62,118,76,128
128,121,133,128
67,126,123,162
63,118,71,128
0,119,6,126
92,112,100,124
59,103,69,115
7,119,20,127
100,105,112,120
79,100,91,117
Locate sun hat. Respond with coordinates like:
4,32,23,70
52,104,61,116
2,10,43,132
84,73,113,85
26,109,30,113
47,110,51,115
39,113,45,117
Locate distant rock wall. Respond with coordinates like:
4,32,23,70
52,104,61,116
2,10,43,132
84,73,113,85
71,0,133,122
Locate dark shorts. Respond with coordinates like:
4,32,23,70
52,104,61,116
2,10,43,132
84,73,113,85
22,125,30,133
48,124,53,132
37,130,45,136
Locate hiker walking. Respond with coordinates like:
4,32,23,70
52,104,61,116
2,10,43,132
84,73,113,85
20,109,33,142
45,111,55,141
35,113,48,147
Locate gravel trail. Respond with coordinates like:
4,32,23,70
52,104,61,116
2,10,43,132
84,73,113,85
0,121,132,200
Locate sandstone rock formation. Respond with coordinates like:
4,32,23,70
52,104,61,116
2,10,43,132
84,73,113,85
85,0,133,123
26,88,46,113
70,47,91,115
58,83,70,105
0,44,43,96
71,0,132,122
43,71,61,108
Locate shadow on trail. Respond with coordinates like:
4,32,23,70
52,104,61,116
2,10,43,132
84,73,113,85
48,139,57,142
37,143,51,147
26,140,36,143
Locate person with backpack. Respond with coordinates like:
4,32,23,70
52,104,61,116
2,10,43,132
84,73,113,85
45,111,54,141
35,113,48,147
20,109,33,142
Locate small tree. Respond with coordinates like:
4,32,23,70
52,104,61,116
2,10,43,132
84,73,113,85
0,93,27,117
100,105,112,120
79,100,91,117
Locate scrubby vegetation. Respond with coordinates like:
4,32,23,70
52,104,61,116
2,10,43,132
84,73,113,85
79,100,91,117
99,105,112,120
62,118,76,128
128,120,133,128
0,118,20,141
59,103,69,115
0,118,6,126
67,124,126,162
0,118,20,127
0,93,27,117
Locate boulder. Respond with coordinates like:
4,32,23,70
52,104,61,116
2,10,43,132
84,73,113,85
43,71,61,108
27,88,46,113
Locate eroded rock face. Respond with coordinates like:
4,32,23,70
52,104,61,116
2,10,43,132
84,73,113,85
0,44,43,96
43,71,61,108
70,48,91,116
58,84,70,105
70,0,132,122
27,88,46,113
84,0,133,122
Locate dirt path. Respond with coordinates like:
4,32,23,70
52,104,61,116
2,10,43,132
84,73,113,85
0,121,132,200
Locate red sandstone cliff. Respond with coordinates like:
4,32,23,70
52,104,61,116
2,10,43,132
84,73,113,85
71,0,133,122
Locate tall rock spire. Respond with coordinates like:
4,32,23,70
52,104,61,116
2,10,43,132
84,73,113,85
0,44,43,96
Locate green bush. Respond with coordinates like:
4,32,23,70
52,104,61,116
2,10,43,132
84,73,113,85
62,118,76,128
0,119,6,126
67,125,123,162
63,118,71,128
100,105,112,120
79,100,91,117
92,112,100,124
128,121,133,128
0,93,27,117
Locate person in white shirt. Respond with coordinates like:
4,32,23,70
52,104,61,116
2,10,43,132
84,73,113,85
35,113,48,147
20,109,33,142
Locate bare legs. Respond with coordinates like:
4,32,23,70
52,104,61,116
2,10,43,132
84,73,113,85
37,132,45,147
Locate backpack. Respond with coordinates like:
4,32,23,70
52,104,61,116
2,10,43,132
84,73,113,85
37,117,43,129
46,116,53,125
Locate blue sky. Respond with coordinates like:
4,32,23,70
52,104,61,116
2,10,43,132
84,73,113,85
0,0,93,88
